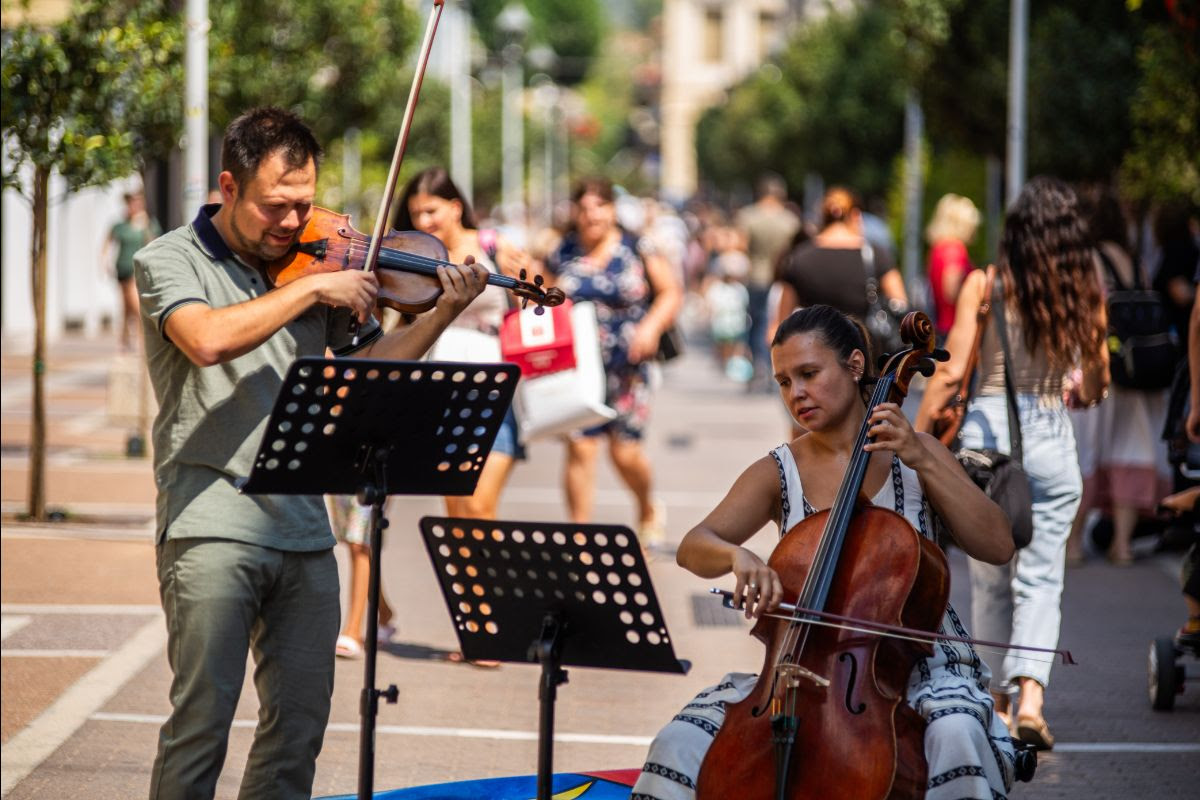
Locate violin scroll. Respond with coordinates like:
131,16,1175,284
515,270,567,315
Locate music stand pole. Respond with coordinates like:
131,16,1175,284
532,613,568,800
357,447,397,800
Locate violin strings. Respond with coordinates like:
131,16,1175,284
324,241,526,290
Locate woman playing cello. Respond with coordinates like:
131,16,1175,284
632,305,1016,800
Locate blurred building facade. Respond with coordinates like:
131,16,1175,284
659,0,846,201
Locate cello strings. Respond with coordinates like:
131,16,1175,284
774,375,894,668
756,612,1062,666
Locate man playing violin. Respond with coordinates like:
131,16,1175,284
632,306,1017,800
134,106,488,800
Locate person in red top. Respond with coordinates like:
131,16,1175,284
926,193,981,338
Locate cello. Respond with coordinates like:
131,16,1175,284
697,312,949,800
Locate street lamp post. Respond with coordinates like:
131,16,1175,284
527,44,558,230
497,3,532,228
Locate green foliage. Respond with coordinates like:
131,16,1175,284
697,5,907,200
1026,4,1141,181
1120,24,1200,207
208,1,419,148
470,0,605,84
1,0,182,194
914,0,1145,181
910,0,1008,157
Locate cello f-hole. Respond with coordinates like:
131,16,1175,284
838,651,867,714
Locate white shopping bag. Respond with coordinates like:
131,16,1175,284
512,301,616,439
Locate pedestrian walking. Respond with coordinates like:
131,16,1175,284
135,106,487,800
1067,184,1171,567
395,166,531,520
103,190,160,351
734,174,800,388
774,187,907,359
925,193,980,340
542,177,682,548
916,176,1110,751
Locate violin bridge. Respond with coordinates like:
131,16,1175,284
778,663,830,689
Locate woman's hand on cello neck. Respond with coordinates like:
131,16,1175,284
863,401,930,468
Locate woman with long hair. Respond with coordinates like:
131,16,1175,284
916,176,1109,749
632,305,1016,800
394,166,530,519
543,177,682,547
1067,184,1171,566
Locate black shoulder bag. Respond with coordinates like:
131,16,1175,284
954,280,1035,550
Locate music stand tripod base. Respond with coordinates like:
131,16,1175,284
420,516,690,800
240,358,518,800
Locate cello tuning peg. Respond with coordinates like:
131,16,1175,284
932,348,950,362
916,358,936,378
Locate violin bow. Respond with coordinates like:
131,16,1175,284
351,0,446,345
711,589,1076,665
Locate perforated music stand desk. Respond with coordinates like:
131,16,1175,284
420,516,690,800
239,357,519,800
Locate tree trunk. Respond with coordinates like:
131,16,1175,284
28,164,49,521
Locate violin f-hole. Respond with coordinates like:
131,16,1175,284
838,652,867,714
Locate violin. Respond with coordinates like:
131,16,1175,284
267,206,565,314
697,312,949,800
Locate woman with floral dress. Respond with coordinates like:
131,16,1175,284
544,178,681,547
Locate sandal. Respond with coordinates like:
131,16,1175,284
376,623,397,644
1015,714,1055,750
446,651,501,668
335,634,363,659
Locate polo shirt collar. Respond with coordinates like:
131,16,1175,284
191,203,237,261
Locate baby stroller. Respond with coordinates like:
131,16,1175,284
1148,364,1200,711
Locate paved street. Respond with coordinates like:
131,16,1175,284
2,332,1197,799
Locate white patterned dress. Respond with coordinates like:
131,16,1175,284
631,444,1016,800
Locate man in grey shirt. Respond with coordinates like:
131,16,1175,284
734,174,800,386
135,107,488,800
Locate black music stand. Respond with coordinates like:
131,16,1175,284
419,517,690,800
239,357,519,800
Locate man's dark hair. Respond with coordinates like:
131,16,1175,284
220,107,322,187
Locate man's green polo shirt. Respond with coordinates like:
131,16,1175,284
134,204,382,550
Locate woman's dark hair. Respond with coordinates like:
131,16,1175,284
772,305,874,401
571,176,615,205
393,166,477,231
221,107,322,187
1000,176,1106,372
1077,182,1129,252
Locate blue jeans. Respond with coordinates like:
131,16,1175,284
746,284,771,374
960,394,1081,689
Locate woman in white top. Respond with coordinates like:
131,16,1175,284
396,166,531,519
632,305,1016,800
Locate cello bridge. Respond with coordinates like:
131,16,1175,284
778,663,830,689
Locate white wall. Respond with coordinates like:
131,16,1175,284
2,167,129,350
